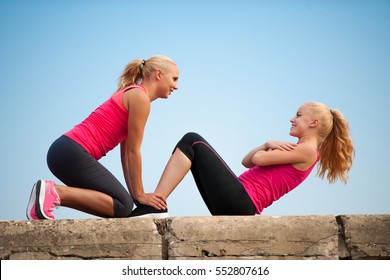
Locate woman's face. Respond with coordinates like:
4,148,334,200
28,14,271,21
289,104,315,137
157,64,179,99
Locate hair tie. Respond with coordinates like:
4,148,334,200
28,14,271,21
139,59,146,73
329,109,336,127
140,60,146,71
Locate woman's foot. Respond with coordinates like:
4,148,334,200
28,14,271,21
130,204,169,218
26,180,61,220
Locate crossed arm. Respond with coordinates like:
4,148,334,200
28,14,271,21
242,141,316,171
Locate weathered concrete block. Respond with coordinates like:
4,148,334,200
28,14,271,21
337,215,390,259
0,218,162,260
2,215,388,260
164,216,339,260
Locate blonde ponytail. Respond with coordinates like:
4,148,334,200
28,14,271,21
305,102,355,184
318,108,355,184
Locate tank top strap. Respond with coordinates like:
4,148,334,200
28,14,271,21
121,84,147,93
112,84,147,111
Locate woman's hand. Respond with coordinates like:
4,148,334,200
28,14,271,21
266,141,297,151
135,193,167,210
242,141,298,168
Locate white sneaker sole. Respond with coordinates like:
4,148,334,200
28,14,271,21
36,180,53,220
132,212,170,219
26,183,37,220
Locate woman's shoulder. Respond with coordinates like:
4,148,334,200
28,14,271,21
297,141,317,152
122,86,150,111
295,142,319,161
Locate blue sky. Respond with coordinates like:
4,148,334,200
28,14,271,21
1,0,389,220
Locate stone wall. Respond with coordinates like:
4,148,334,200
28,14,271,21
1,215,389,260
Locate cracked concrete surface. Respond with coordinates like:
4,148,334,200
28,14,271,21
1,215,389,260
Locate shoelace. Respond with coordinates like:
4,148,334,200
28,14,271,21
49,198,61,212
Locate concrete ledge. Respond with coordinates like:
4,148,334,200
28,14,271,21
1,215,389,260
337,215,390,259
0,219,162,260
163,216,338,259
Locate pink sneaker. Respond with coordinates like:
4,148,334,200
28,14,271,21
28,180,61,220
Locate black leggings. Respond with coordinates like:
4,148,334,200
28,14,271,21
175,132,256,215
46,135,133,217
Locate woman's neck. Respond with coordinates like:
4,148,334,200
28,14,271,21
297,136,319,148
141,82,158,102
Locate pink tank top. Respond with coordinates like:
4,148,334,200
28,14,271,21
238,153,319,214
64,85,146,160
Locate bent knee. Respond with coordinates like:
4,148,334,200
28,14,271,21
114,199,133,218
181,132,203,143
175,132,206,162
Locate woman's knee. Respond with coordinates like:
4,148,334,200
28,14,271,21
114,198,133,218
174,132,204,161
178,132,207,148
181,132,203,143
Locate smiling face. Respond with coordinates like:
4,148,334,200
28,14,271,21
157,63,179,99
289,104,316,138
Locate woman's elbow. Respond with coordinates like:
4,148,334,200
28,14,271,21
252,152,267,166
242,158,255,168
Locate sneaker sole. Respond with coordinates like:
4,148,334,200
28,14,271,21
35,180,53,220
131,212,170,219
26,183,37,220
